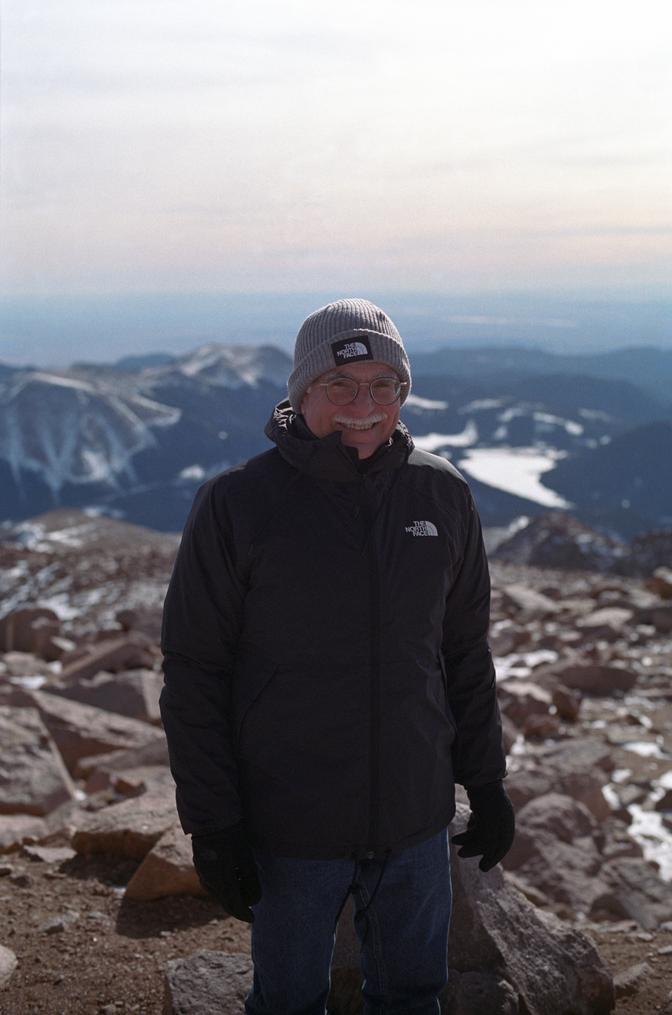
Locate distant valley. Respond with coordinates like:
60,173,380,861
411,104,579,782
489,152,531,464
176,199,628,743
1,343,670,537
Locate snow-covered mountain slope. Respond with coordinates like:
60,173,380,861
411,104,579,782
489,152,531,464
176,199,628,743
0,343,670,535
0,369,180,497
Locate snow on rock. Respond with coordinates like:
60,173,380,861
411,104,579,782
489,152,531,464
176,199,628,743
164,343,291,388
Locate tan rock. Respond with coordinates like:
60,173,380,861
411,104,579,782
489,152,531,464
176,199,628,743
552,685,582,721
0,814,49,853
59,633,155,683
50,668,162,725
77,737,169,782
545,662,637,696
71,789,176,860
647,567,672,600
498,681,551,726
500,584,559,619
125,823,206,900
116,607,163,642
0,706,76,816
25,689,164,774
0,607,60,656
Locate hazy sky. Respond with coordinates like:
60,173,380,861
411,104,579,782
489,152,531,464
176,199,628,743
2,0,671,298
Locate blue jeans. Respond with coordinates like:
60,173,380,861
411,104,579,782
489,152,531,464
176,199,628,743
244,830,451,1015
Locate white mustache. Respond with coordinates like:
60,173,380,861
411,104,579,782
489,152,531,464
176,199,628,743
333,413,386,430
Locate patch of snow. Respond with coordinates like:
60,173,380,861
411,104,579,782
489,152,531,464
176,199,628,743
498,407,525,423
414,421,478,451
578,408,613,422
10,675,47,690
611,768,632,784
458,447,573,509
405,394,449,411
621,740,669,759
533,412,584,436
459,399,505,413
628,804,672,881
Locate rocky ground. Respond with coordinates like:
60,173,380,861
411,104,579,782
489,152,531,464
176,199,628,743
1,508,672,1013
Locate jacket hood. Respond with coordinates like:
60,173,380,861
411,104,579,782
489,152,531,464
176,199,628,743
264,400,413,482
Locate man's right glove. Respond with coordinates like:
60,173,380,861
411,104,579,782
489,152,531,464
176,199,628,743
192,822,262,923
451,780,515,872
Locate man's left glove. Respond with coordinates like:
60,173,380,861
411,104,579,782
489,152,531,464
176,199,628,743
451,781,515,872
192,822,262,923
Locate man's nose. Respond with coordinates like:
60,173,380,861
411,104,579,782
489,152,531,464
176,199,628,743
353,382,374,403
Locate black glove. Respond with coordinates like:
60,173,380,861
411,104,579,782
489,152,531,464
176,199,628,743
451,781,515,872
192,822,262,923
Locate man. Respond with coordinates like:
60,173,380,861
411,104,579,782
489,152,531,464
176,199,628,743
160,298,514,1015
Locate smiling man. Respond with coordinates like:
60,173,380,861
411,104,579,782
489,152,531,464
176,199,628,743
160,297,514,1015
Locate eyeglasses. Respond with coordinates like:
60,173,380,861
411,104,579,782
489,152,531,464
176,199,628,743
316,376,408,406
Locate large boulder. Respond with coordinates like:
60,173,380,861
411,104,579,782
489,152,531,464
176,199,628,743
163,952,253,1014
501,794,610,917
22,689,164,774
499,585,560,619
71,788,176,860
125,823,205,900
58,633,155,682
49,668,162,725
0,814,49,853
590,858,672,930
0,706,76,816
0,607,60,657
539,663,637,696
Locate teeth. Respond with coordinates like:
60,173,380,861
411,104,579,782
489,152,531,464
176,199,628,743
335,416,385,431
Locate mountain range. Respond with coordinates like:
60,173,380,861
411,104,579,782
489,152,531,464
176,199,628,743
1,343,670,537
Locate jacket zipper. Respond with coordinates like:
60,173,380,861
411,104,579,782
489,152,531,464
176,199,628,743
361,479,381,858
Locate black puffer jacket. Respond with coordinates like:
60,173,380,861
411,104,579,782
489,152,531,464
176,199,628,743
160,403,506,860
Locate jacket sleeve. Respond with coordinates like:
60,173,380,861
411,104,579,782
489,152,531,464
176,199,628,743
442,488,507,788
159,477,246,835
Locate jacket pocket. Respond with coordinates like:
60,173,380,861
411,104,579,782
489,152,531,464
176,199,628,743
438,653,457,738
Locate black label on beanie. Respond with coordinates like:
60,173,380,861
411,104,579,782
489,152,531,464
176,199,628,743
331,335,373,364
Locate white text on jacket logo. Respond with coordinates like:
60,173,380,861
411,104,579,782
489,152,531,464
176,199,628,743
405,520,438,536
335,341,370,360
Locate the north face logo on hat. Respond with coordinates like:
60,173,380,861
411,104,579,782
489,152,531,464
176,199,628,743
331,335,373,364
405,520,439,536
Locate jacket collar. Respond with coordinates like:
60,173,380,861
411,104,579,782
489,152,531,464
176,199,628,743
264,400,414,482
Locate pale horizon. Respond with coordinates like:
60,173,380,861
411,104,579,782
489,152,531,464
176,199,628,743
1,0,671,301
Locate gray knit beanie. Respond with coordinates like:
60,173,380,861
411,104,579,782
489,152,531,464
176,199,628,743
288,298,412,412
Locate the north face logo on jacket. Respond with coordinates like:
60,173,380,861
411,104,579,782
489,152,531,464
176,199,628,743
331,336,373,363
405,520,438,536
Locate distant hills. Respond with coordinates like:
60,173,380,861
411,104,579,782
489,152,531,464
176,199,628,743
0,342,670,536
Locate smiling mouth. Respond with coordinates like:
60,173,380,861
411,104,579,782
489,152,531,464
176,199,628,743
334,414,386,431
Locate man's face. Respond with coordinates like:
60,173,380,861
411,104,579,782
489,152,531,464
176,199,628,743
300,360,401,459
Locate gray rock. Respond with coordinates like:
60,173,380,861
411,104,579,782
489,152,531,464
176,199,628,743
39,910,80,934
442,970,519,1015
613,960,652,998
591,858,672,929
0,944,18,988
163,951,253,1014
